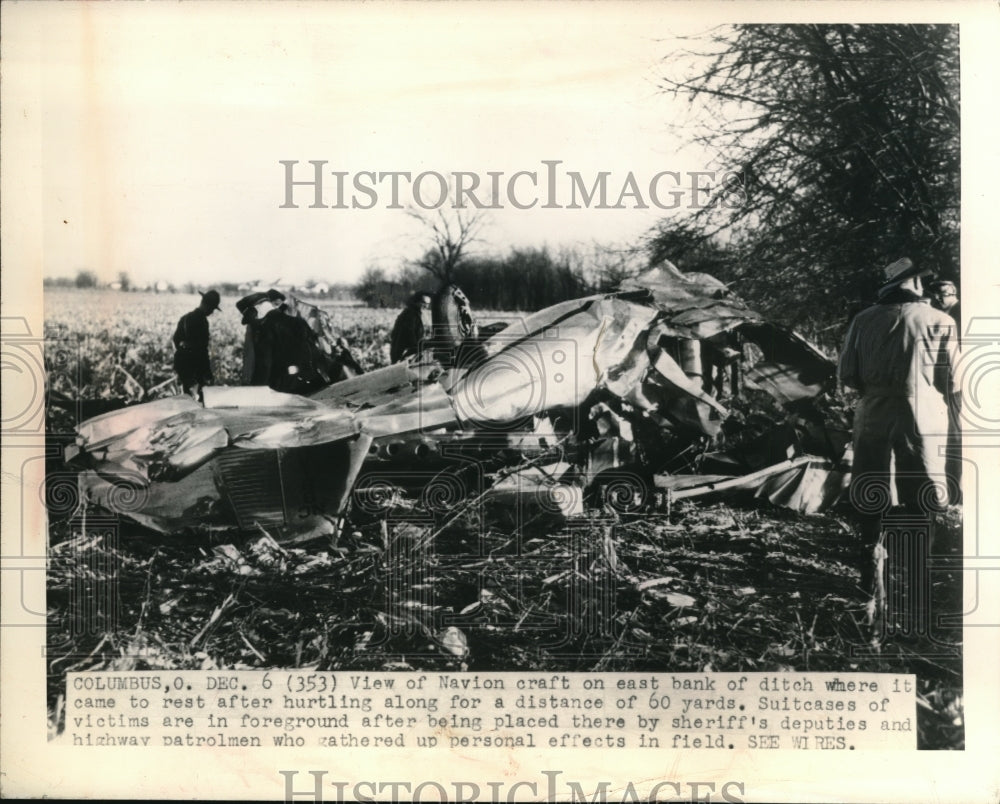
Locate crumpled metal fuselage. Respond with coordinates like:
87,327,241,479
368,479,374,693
65,265,839,538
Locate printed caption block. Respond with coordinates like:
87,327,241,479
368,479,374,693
64,672,916,750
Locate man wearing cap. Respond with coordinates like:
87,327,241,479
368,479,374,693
172,289,221,401
926,279,963,503
390,290,432,363
236,289,286,385
928,280,961,332
838,258,960,594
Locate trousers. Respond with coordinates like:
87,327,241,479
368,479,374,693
850,394,949,546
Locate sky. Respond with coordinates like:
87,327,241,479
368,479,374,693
17,3,735,288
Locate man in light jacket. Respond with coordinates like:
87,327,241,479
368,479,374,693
838,257,960,594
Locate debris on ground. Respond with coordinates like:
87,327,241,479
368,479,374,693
60,264,850,540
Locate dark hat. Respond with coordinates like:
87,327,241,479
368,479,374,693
200,289,221,310
266,289,286,303
879,258,932,290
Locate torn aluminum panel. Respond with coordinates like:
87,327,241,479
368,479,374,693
449,296,658,426
77,432,373,540
754,458,848,515
653,454,847,515
310,361,440,407
78,463,226,532
739,323,835,404
76,396,206,451
356,382,457,439
484,462,584,525
66,265,847,536
620,261,762,339
656,455,815,500
75,401,229,484
69,387,372,539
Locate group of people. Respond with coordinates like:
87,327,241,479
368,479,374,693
172,282,482,401
176,265,962,607
838,258,962,598
171,288,361,401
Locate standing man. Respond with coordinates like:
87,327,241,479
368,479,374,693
926,278,964,503
172,289,221,401
263,300,325,394
927,279,962,333
838,258,959,595
390,290,432,363
236,289,285,386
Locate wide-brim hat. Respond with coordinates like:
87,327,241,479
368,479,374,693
879,258,932,291
200,289,221,310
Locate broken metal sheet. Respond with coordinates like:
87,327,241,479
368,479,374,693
739,323,835,403
743,364,825,404
484,462,584,522
77,406,229,483
754,458,849,515
622,262,731,303
629,349,728,437
620,262,762,340
667,305,762,340
655,456,845,515
310,361,440,407
477,296,602,356
504,415,566,456
203,385,321,410
204,386,360,444
78,431,374,540
79,463,227,532
656,455,816,501
76,396,204,451
648,351,729,416
451,297,658,425
651,473,736,493
230,409,359,450
603,337,652,399
356,382,457,438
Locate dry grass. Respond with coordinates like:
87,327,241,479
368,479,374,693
47,497,964,748
43,288,964,749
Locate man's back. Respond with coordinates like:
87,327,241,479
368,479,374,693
839,293,957,399
173,307,210,351
390,306,424,363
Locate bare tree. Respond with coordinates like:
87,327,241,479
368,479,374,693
407,207,489,284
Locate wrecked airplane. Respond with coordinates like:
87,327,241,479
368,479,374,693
60,263,849,542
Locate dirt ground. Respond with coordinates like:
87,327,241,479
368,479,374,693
46,495,964,749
